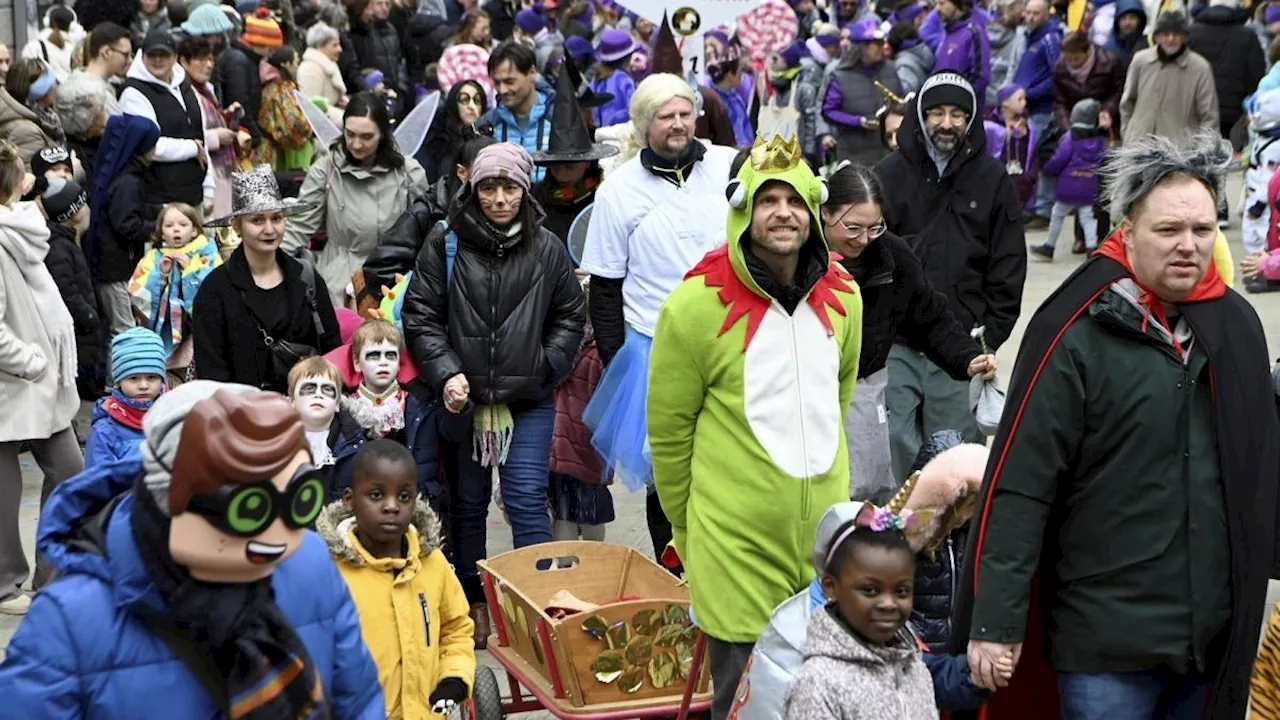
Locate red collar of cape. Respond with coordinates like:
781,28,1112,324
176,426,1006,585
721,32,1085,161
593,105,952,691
1092,229,1225,359
684,246,858,352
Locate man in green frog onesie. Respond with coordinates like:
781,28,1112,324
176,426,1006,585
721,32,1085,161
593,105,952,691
648,134,863,718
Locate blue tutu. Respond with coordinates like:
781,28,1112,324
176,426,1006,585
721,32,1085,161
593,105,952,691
583,327,653,492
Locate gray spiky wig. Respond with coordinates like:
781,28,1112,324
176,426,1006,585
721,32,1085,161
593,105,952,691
1102,132,1232,219
141,380,258,516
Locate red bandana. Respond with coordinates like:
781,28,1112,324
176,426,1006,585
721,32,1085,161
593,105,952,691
1093,228,1226,359
685,246,858,351
103,396,148,430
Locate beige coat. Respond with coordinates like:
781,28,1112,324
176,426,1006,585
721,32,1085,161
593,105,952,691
0,202,78,442
0,89,58,170
283,148,428,307
1120,46,1219,147
297,48,347,126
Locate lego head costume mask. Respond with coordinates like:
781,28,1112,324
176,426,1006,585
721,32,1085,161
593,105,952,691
142,381,326,583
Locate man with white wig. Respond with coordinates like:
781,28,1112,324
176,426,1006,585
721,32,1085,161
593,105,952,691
580,71,737,565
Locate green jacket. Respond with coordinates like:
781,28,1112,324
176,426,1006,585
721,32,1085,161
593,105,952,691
970,279,1231,673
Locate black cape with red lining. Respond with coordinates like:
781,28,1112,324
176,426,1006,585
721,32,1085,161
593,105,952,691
947,241,1280,720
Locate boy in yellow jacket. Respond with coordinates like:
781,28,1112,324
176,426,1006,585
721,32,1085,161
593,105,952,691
318,439,475,719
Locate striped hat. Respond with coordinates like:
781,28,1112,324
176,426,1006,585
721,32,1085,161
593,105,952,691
242,7,283,49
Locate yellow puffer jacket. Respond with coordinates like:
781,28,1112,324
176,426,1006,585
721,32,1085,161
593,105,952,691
317,500,476,720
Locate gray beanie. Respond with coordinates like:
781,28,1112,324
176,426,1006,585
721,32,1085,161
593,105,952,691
1070,98,1101,131
141,380,258,515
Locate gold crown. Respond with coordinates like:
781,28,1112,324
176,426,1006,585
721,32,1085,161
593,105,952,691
874,80,904,106
750,134,803,173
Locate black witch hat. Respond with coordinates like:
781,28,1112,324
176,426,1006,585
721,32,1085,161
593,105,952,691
532,63,621,165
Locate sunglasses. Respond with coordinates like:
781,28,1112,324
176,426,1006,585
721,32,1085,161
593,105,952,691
186,465,326,537
457,93,483,106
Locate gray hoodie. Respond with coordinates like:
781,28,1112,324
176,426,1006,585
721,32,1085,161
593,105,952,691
784,607,937,719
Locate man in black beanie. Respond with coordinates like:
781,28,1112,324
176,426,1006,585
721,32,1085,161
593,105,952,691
873,71,1027,484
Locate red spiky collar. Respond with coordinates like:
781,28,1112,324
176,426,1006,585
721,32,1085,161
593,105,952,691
684,246,858,352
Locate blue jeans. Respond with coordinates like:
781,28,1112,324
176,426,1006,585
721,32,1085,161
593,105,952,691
1058,668,1212,720
451,401,555,595
1030,112,1056,217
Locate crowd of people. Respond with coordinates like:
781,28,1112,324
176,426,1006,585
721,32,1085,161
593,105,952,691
0,0,1271,718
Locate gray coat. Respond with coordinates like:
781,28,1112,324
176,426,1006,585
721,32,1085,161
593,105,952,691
894,43,936,95
784,606,937,720
987,21,1025,108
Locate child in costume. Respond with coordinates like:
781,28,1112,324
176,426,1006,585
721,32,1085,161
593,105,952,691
84,327,167,466
1243,89,1280,259
317,439,475,720
39,177,105,400
287,355,373,501
983,84,1038,209
325,319,470,509
1032,99,1107,261
127,202,222,381
549,322,614,541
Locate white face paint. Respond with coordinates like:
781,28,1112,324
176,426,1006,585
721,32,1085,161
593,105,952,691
359,340,400,393
291,375,339,430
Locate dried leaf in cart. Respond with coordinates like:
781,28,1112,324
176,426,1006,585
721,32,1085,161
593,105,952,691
633,608,663,635
664,604,689,626
592,650,624,684
677,642,694,679
582,614,610,641
606,621,633,650
649,651,678,688
619,665,646,694
655,624,684,647
625,635,654,666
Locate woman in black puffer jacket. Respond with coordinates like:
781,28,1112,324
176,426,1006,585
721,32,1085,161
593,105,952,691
402,142,584,612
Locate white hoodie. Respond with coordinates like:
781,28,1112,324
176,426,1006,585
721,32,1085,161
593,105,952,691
118,51,215,205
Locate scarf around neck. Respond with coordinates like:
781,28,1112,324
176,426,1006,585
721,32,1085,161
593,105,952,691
103,388,156,430
1067,47,1096,83
129,476,329,720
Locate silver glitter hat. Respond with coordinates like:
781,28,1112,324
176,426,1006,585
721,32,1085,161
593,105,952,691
205,164,312,227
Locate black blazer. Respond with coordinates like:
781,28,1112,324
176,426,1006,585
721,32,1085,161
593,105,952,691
191,247,341,393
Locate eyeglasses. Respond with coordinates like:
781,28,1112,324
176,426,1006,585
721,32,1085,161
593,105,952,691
186,464,326,536
834,207,887,239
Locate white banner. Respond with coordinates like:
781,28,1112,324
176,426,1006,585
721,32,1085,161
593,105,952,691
626,0,756,76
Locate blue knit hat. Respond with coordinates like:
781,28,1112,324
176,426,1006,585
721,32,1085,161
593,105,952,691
112,328,168,384
182,4,236,36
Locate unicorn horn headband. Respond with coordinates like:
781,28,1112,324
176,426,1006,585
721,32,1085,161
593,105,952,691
823,505,918,569
874,80,904,106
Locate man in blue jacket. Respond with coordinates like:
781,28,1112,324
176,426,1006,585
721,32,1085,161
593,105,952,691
480,40,554,182
1013,0,1062,225
0,381,385,719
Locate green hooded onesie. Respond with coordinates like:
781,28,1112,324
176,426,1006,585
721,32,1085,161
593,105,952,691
648,136,864,643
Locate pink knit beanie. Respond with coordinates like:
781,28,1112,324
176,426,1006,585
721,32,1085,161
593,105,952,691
470,143,533,192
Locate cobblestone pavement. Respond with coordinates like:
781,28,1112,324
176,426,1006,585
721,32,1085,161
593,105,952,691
2,175,1278,717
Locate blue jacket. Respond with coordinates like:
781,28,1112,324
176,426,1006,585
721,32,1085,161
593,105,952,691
922,652,990,711
480,87,554,183
83,399,145,469
0,457,386,719
1012,23,1063,116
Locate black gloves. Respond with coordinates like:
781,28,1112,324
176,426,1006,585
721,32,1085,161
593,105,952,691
429,677,469,713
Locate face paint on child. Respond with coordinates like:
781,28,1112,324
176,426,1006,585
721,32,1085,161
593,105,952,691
120,373,164,401
292,375,339,431
161,207,197,248
359,340,400,393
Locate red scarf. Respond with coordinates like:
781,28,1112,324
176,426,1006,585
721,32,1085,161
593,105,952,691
1093,228,1226,359
103,396,148,430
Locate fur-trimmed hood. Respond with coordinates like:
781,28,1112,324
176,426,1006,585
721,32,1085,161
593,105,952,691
316,497,442,565
893,443,989,552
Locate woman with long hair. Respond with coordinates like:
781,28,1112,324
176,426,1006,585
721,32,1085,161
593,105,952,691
0,138,82,611
821,162,994,499
417,79,489,183
0,59,65,168
254,46,314,173
448,9,493,49
192,165,341,392
283,92,428,308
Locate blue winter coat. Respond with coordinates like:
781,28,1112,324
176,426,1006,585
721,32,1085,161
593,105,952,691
479,86,554,183
1042,132,1107,206
1012,23,1063,116
83,399,145,468
0,456,386,719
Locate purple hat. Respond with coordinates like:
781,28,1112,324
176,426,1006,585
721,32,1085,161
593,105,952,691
1268,5,1280,23
847,18,885,42
889,2,926,24
812,32,841,49
564,35,593,61
595,28,639,63
365,70,385,88
516,8,546,34
778,39,808,68
706,29,731,47
996,83,1024,107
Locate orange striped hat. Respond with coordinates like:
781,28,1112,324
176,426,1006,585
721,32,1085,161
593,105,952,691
241,7,283,49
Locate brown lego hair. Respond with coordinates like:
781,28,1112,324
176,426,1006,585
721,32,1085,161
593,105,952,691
287,356,342,397
350,319,402,364
168,389,306,515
